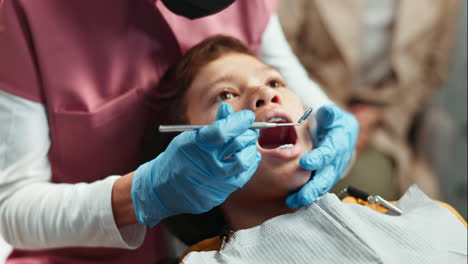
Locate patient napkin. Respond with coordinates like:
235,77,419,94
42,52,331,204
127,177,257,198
183,185,467,264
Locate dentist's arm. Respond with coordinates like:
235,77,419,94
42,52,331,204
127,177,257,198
260,14,359,208
0,90,145,249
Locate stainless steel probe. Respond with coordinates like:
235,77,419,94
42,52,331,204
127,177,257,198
159,108,313,133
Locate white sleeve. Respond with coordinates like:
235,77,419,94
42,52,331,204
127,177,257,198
260,14,333,112
0,90,145,249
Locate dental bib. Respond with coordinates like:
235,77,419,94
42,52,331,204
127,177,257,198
182,186,467,264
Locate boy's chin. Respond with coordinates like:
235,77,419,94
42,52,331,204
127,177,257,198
286,169,312,192
260,167,312,195
232,170,312,204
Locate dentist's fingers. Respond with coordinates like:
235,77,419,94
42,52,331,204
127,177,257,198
299,128,343,171
216,102,234,120
222,144,261,187
315,105,338,129
219,129,259,159
286,166,334,209
198,109,255,145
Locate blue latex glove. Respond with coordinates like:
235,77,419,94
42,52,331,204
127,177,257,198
286,104,359,208
132,103,261,227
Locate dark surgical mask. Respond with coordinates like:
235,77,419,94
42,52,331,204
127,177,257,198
161,0,236,20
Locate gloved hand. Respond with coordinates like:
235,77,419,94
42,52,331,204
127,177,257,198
132,103,261,227
286,104,359,208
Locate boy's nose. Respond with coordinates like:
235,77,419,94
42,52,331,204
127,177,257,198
251,86,281,110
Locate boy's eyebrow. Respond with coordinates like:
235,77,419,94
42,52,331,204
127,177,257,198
256,64,285,80
206,74,237,89
205,64,282,89
260,64,281,75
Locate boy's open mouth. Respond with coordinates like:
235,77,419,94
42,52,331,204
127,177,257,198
258,117,298,150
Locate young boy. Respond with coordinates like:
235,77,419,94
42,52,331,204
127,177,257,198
149,35,467,264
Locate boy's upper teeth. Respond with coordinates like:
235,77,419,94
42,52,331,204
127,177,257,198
267,117,287,123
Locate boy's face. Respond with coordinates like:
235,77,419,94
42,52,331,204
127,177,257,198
185,53,313,199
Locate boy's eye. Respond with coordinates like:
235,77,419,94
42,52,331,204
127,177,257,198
215,91,237,102
268,80,282,88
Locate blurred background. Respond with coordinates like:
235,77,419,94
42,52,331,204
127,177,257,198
432,0,467,218
278,0,467,218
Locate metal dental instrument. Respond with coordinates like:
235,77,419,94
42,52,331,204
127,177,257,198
339,186,403,215
368,195,403,215
159,107,313,133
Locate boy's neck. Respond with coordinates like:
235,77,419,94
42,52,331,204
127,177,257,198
222,195,297,230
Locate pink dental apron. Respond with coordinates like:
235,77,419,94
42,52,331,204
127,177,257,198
0,0,275,263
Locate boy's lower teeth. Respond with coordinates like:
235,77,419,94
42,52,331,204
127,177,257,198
276,144,293,150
